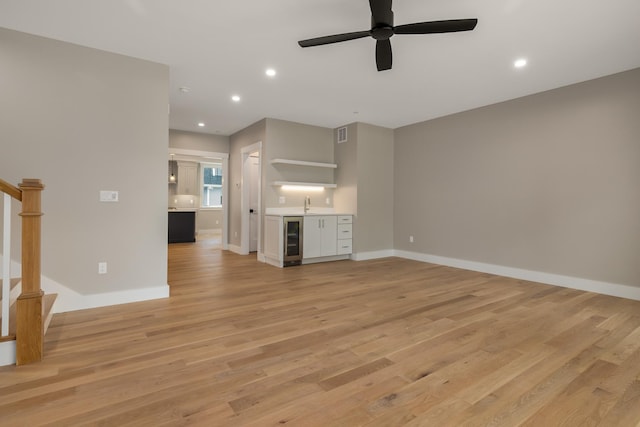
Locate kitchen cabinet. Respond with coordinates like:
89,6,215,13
168,211,196,243
177,161,198,195
336,215,353,255
263,213,353,267
264,215,283,266
303,215,337,258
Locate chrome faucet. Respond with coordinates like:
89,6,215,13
304,195,311,213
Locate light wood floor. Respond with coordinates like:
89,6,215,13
1,240,640,426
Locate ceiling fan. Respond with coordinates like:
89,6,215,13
298,0,478,72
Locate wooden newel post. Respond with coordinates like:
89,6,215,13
16,179,45,365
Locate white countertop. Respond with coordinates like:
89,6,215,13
265,207,352,216
168,208,198,212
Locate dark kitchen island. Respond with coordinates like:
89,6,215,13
168,210,196,243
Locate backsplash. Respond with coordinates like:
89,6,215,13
168,194,199,209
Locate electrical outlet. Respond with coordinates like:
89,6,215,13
98,262,107,274
279,196,285,204
409,235,414,243
326,197,330,205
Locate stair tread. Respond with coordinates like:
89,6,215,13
0,293,17,337
0,334,16,343
0,278,21,319
43,293,58,335
0,278,21,300
0,292,57,339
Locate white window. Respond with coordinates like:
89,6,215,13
201,163,222,208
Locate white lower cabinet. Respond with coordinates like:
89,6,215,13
264,214,352,267
303,215,338,258
264,215,283,266
337,215,353,255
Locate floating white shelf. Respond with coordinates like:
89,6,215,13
270,158,337,169
272,181,337,188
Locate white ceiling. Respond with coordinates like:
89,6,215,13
1,0,639,136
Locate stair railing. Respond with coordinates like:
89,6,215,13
0,178,45,364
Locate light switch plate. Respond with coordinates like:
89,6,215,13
100,190,119,202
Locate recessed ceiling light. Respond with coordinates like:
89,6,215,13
198,122,205,127
514,58,527,68
265,68,277,77
231,95,241,102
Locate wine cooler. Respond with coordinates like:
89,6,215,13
283,216,303,266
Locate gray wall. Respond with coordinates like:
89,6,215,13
334,123,358,216
265,118,335,210
394,68,640,287
197,209,223,231
354,123,394,253
334,123,394,254
0,28,169,295
229,119,266,248
169,129,229,153
228,118,334,249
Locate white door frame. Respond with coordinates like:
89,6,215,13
241,141,262,257
168,148,229,250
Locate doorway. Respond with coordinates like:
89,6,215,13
241,142,262,257
167,148,229,250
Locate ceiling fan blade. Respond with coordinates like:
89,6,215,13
298,31,370,47
376,39,392,71
369,0,393,25
394,18,478,35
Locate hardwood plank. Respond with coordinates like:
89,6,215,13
0,238,639,425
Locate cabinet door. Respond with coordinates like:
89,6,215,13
177,162,198,195
320,215,337,257
264,216,282,262
303,216,323,258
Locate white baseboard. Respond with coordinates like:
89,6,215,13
0,339,16,367
2,257,171,313
43,279,170,313
302,254,350,265
227,244,245,255
197,228,222,235
351,249,395,261
394,250,640,301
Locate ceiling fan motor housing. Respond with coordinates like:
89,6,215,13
371,12,394,40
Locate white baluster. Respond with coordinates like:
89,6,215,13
2,194,11,336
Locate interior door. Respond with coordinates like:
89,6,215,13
248,152,260,252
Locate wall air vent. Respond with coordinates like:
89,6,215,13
337,126,348,143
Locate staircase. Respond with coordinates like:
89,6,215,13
1,178,57,365
0,279,57,344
